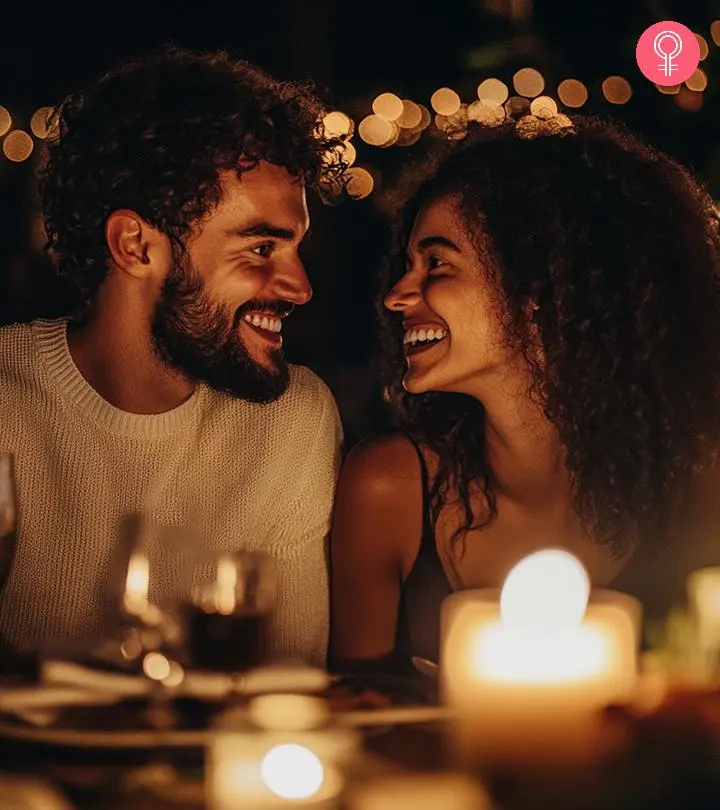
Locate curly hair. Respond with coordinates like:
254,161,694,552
378,115,720,557
39,45,347,312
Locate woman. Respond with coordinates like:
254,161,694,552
329,112,720,673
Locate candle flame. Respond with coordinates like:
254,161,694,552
500,549,590,630
261,744,324,799
124,552,149,615
216,556,237,615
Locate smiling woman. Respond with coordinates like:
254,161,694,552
329,114,720,673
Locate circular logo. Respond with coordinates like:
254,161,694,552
636,21,700,86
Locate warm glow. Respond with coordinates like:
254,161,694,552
163,661,185,688
656,83,680,95
261,744,324,800
500,549,590,630
322,111,353,138
430,87,461,116
143,652,171,681
417,104,432,130
477,78,508,107
696,33,709,60
124,552,149,614
358,115,394,146
344,167,374,199
676,86,703,111
396,127,422,146
0,106,11,137
602,76,632,104
685,68,708,92
30,106,53,139
504,95,531,117
216,556,237,615
396,99,422,129
530,96,558,119
513,68,544,98
557,79,588,108
467,100,505,126
372,92,403,121
3,130,33,163
341,140,357,165
712,21,720,46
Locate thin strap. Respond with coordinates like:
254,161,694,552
404,435,435,551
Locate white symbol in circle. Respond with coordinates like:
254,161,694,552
653,31,683,77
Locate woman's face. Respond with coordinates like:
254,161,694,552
384,195,515,396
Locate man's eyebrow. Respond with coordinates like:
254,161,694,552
416,235,462,252
224,222,299,241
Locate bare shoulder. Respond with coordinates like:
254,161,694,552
340,432,423,496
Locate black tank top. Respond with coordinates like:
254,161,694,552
395,437,453,665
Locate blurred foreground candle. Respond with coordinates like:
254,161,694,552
207,694,360,809
441,549,641,768
350,773,490,810
123,551,149,617
687,566,720,674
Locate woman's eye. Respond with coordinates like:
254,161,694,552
250,242,275,258
427,255,449,273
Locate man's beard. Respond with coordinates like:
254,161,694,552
151,254,290,404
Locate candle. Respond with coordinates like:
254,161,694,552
349,773,490,810
123,552,149,617
441,549,641,768
687,566,720,675
207,695,360,809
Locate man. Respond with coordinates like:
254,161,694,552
0,46,347,665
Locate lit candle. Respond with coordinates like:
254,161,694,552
207,695,360,809
687,566,720,674
123,552,149,617
349,774,490,810
441,549,641,768
216,555,238,615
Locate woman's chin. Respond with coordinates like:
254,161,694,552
402,370,433,395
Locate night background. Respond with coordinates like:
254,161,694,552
1,0,717,445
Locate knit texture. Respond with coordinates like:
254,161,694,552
0,319,342,666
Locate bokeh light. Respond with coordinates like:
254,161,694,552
656,83,680,95
142,652,171,681
3,130,33,163
712,21,720,46
477,78,508,107
30,106,53,139
513,68,544,98
430,87,461,116
396,100,422,129
468,100,505,126
696,33,709,60
345,167,374,199
372,92,403,121
322,111,353,138
557,79,588,108
676,86,703,112
358,115,394,146
0,106,11,137
395,127,422,146
504,95,531,117
417,105,432,130
530,96,558,119
602,76,632,104
685,68,708,93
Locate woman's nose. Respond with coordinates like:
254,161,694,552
384,276,422,312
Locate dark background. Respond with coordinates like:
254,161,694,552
1,0,718,444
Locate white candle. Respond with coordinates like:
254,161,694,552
207,695,360,809
687,566,720,674
216,555,238,615
349,773,490,810
123,552,149,617
441,549,641,768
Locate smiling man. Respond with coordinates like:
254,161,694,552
0,47,346,665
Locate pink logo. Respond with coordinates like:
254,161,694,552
636,21,700,85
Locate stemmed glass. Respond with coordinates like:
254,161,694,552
0,454,17,593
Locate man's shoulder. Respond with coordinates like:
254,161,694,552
0,321,38,375
285,364,337,416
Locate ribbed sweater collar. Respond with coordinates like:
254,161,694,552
32,318,204,438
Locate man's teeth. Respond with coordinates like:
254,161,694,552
243,313,283,333
403,327,448,346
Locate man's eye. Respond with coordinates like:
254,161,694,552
250,242,275,258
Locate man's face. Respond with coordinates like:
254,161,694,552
151,163,312,403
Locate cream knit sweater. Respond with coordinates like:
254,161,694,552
0,319,342,666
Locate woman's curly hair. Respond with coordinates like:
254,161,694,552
378,115,720,556
39,45,347,312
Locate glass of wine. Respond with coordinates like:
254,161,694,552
0,454,17,592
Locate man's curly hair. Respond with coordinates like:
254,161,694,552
379,115,720,556
39,45,347,312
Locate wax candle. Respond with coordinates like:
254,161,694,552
687,566,720,675
349,773,490,810
207,695,360,809
441,549,641,768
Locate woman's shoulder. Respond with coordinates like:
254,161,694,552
340,432,425,494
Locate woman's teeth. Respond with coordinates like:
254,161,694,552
243,313,283,333
403,327,448,347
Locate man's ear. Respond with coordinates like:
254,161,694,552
106,210,171,280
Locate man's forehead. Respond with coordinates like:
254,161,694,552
216,166,308,226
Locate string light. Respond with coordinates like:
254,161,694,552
602,76,632,104
711,20,720,46
345,167,374,199
696,33,710,60
656,84,680,95
30,106,53,139
468,100,505,125
505,95,531,117
372,92,403,121
477,78,508,107
3,130,33,162
322,111,353,138
530,96,558,118
685,68,708,93
513,68,544,98
0,106,11,138
358,115,394,146
417,105,432,130
430,88,461,116
557,79,588,108
676,86,703,112
396,100,422,129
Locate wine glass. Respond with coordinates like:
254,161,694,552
0,453,17,593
